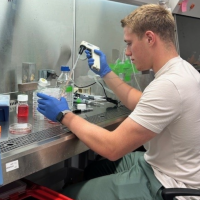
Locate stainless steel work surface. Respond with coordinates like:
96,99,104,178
0,104,131,185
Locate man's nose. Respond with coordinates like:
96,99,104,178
125,47,132,56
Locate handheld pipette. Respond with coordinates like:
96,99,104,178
64,41,100,88
79,41,100,71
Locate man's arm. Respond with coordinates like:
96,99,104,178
103,71,142,110
85,49,142,110
62,112,156,161
37,93,156,161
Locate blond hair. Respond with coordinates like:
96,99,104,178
121,4,175,44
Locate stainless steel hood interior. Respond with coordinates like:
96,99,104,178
107,0,150,6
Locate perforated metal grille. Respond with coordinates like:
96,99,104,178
85,106,130,124
0,126,69,154
0,106,131,153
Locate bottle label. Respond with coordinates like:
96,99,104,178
66,86,73,93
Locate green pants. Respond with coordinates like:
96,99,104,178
62,151,164,200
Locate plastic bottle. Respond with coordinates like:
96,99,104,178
33,78,48,120
17,94,29,117
56,66,74,110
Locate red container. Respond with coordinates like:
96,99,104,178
0,179,74,200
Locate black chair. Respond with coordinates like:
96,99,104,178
162,188,200,200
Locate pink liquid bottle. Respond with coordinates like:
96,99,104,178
17,94,29,118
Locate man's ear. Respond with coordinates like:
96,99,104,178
145,31,155,45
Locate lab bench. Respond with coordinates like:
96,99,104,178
0,104,131,186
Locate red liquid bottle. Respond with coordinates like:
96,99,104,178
17,95,29,118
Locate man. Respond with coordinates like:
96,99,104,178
37,4,200,200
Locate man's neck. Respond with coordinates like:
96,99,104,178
152,43,179,73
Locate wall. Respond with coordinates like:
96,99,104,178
0,0,138,95
0,0,139,189
0,0,73,94
74,0,138,93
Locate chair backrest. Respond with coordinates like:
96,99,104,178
162,188,200,200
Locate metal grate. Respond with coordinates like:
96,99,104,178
0,126,69,154
0,106,131,154
85,106,130,124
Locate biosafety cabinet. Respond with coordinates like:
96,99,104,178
0,0,145,190
0,0,199,191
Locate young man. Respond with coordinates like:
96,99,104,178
37,4,200,200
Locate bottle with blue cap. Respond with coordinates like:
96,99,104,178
56,66,74,110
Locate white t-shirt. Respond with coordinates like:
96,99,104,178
129,57,200,200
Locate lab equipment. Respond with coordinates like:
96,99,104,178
22,62,36,83
75,93,105,101
41,87,60,124
79,41,101,71
75,103,93,112
110,58,141,91
85,49,111,78
38,69,57,86
77,103,86,110
57,66,74,110
18,116,28,124
17,94,29,117
74,97,104,106
9,123,32,135
73,108,93,114
33,78,48,120
0,105,9,122
0,95,10,122
109,59,136,82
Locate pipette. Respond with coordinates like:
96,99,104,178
65,41,100,87
79,41,100,71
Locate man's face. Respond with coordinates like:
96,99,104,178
123,27,152,71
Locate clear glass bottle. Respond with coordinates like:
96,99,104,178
17,94,29,117
33,78,48,120
56,66,74,110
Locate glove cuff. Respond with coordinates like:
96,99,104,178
100,68,111,78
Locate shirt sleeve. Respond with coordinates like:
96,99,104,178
129,78,181,134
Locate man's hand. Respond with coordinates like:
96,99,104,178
85,49,111,78
37,92,69,122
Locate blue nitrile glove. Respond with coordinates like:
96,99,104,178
37,92,69,122
85,49,111,78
